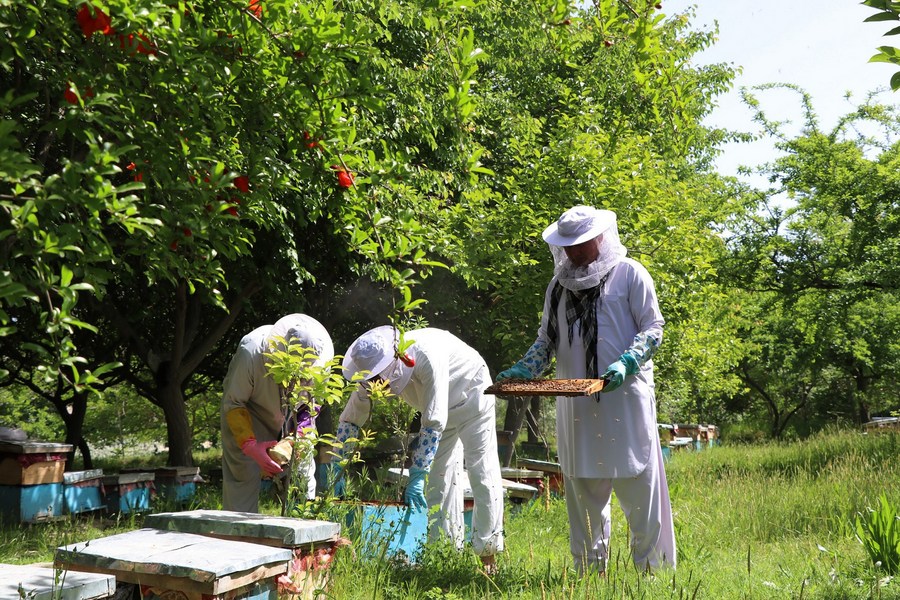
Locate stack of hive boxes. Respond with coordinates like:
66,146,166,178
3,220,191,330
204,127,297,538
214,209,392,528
0,439,72,523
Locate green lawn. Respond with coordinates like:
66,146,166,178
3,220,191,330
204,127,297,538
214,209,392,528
2,429,899,599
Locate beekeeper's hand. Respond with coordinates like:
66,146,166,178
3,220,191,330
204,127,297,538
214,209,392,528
405,468,428,510
601,360,628,393
241,439,283,475
496,363,531,381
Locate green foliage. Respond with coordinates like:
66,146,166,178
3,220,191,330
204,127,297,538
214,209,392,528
721,87,900,436
263,336,362,514
435,0,743,428
863,0,900,90
0,386,64,441
82,386,167,457
2,0,492,465
856,493,900,574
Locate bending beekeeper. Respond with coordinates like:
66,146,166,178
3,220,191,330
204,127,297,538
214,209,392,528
498,205,676,574
333,325,504,572
221,313,334,513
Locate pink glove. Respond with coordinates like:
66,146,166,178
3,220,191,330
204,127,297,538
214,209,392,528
240,439,283,476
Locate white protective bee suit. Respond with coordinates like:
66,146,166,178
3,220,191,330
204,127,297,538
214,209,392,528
338,326,505,558
504,206,676,573
221,314,334,513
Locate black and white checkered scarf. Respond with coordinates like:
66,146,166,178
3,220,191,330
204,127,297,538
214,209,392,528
546,271,611,379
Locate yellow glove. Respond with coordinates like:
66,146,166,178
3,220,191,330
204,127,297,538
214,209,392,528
225,407,255,447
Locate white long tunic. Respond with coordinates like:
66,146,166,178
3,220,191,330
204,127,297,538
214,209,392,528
537,257,664,479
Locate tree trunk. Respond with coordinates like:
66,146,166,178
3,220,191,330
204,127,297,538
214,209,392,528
501,396,529,466
526,397,541,443
49,389,92,470
158,383,194,466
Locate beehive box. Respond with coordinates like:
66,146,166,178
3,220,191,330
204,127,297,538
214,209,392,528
0,440,71,523
122,466,203,505
102,472,154,514
501,467,545,495
0,563,116,600
0,482,63,523
345,502,429,563
56,529,291,600
517,458,564,494
0,440,71,486
63,469,105,515
144,509,343,600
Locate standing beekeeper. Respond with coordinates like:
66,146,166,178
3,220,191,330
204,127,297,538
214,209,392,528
497,205,676,574
332,325,504,573
221,313,334,513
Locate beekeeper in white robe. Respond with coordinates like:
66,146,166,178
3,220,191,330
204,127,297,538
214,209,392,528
221,313,334,512
333,326,504,572
498,206,676,574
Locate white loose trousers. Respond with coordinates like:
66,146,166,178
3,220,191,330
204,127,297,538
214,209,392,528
564,439,676,573
426,381,505,556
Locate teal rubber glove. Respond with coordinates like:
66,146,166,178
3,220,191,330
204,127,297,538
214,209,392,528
496,363,531,381
405,468,428,510
601,360,627,393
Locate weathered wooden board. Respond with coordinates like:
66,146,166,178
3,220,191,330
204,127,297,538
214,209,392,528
63,469,104,484
517,458,562,474
56,529,290,595
386,467,538,500
0,440,73,454
144,509,341,548
0,563,115,600
500,468,543,479
103,471,154,485
485,378,605,397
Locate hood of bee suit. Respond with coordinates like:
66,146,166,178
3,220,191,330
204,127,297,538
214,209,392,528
342,325,416,396
267,313,334,367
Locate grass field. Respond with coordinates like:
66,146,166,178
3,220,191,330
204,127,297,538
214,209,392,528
2,428,898,599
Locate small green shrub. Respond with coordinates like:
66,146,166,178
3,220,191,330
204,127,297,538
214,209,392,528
855,493,900,574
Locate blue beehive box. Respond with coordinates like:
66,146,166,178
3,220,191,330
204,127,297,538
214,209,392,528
123,466,202,506
155,466,203,504
103,472,154,514
346,503,429,561
64,469,105,514
0,482,63,523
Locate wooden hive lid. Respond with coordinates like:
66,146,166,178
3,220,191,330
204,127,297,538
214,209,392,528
144,509,341,548
56,529,290,595
0,563,115,600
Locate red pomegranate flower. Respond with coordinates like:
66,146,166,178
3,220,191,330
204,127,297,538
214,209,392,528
64,86,79,105
119,33,157,56
248,0,262,18
76,4,113,37
233,175,250,193
337,170,354,188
